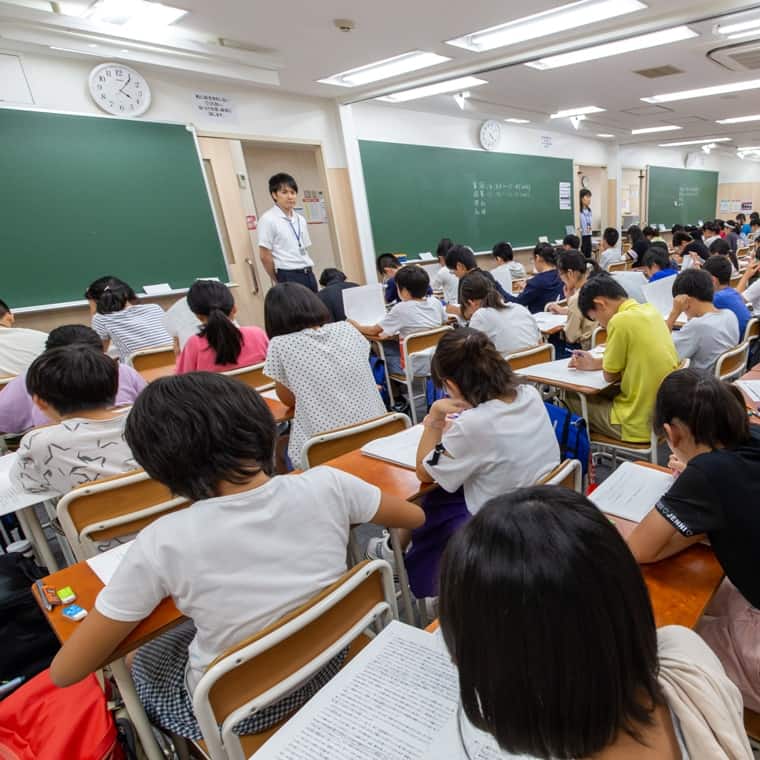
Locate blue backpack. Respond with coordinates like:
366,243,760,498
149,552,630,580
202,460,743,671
544,401,591,476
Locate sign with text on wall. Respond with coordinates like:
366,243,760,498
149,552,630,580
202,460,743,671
193,92,236,122
302,190,327,223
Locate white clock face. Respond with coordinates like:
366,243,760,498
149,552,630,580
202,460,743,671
479,119,501,151
89,63,151,117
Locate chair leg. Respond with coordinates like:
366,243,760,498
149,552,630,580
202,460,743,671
388,529,416,625
406,379,417,425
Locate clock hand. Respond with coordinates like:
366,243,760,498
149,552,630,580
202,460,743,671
118,75,132,95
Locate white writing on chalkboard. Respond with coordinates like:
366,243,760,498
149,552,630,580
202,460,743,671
472,180,532,215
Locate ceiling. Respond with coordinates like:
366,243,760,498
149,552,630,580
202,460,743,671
3,0,760,151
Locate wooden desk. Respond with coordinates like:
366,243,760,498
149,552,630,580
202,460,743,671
737,366,760,426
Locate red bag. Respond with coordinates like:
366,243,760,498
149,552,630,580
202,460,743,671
0,670,123,760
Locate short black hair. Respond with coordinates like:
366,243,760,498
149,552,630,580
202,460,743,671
0,299,10,318
445,244,477,272
654,369,749,449
376,253,400,274
578,273,627,319
533,242,557,266
671,224,685,234
704,221,718,233
46,324,102,351
187,280,243,365
84,276,138,315
672,268,713,302
642,226,657,238
627,225,643,243
319,268,347,287
702,254,732,286
268,172,297,196
436,238,454,258
752,218,760,228
459,270,505,313
125,372,276,501
602,227,619,247
558,250,598,276
439,486,663,758
672,231,692,247
642,247,671,272
432,328,518,407
562,233,580,249
709,238,730,256
26,345,118,415
394,264,430,299
492,241,514,262
264,282,330,338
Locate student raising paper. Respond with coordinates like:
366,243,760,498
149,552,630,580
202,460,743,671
48,373,423,742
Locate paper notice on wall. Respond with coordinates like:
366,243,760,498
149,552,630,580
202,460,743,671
742,201,753,212
302,190,328,223
730,200,741,212
719,200,730,213
559,181,572,210
193,92,236,122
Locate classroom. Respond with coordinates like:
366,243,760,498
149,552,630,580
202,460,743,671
1,0,760,757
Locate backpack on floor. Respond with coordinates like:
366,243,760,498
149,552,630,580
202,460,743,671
544,401,591,476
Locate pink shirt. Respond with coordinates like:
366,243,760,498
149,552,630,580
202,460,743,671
176,326,269,374
0,363,147,435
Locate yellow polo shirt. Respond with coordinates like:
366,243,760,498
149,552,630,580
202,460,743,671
603,299,679,442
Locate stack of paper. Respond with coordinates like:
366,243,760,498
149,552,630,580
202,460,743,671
533,312,568,332
360,425,424,470
736,380,760,403
342,284,386,325
86,540,134,584
589,462,674,523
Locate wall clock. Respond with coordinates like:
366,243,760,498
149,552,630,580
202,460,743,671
89,63,151,117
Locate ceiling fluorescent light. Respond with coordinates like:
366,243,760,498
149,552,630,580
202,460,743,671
597,133,615,137
658,137,732,147
716,18,760,36
506,117,531,123
317,51,450,87
631,125,682,134
378,76,487,103
446,0,646,53
526,25,696,70
550,105,605,119
738,145,760,151
716,113,760,124
84,0,187,27
642,79,760,103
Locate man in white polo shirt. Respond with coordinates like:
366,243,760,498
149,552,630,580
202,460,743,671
258,173,317,292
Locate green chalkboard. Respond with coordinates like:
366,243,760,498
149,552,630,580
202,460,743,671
647,165,719,228
0,108,228,308
358,140,574,258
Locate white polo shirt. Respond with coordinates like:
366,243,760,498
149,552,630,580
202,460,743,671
258,205,314,271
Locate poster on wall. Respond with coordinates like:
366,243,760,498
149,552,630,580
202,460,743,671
742,201,753,212
559,181,572,210
730,200,742,213
719,200,730,212
193,92,236,122
302,190,328,223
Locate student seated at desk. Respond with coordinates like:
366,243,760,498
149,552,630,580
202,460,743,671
545,251,598,351
0,325,145,435
430,238,460,305
710,237,741,276
48,373,423,741
492,241,527,282
459,271,540,356
628,371,760,713
598,227,624,271
568,274,679,442
351,264,446,376
627,224,649,263
162,295,200,354
503,243,564,314
702,255,751,337
86,277,172,363
562,233,580,251
444,245,510,308
737,258,760,312
264,284,385,470
438,487,752,760
643,247,678,282
377,252,402,304
175,280,268,373
317,268,358,323
0,298,47,377
684,227,711,263
11,346,136,495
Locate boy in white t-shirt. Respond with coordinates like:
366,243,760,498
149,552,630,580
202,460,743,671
0,297,47,377
49,372,423,741
352,264,446,375
598,227,623,271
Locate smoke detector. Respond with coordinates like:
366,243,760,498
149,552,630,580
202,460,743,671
333,19,355,32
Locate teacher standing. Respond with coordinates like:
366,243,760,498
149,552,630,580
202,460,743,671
258,172,318,292
579,188,593,260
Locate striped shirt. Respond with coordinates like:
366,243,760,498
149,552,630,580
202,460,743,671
92,303,172,362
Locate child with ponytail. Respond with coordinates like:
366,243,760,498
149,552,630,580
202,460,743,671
176,280,268,373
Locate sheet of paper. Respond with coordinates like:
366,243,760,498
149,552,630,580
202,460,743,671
86,540,134,584
424,715,508,760
533,312,568,332
513,358,610,390
142,283,173,295
588,461,674,523
418,252,435,261
736,380,760,403
342,284,386,325
256,620,461,760
360,425,424,470
642,275,684,321
260,388,280,401
0,454,58,517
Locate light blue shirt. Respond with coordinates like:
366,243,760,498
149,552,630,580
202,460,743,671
580,207,593,236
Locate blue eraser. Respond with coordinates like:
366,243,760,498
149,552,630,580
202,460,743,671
62,604,87,621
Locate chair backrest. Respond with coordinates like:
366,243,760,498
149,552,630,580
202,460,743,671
608,261,627,273
539,458,583,492
56,469,190,560
0,375,14,390
736,246,750,259
714,341,750,382
590,326,607,348
221,362,274,391
505,343,555,370
301,413,411,469
401,326,452,365
744,317,760,345
730,273,742,288
126,345,175,371
192,559,397,760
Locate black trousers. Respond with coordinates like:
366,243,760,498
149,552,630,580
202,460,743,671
275,267,318,293
581,235,593,259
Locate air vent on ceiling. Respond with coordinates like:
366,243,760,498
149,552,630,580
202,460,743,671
709,41,760,72
633,65,684,79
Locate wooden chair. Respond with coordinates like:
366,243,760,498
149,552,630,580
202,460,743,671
221,362,274,392
590,429,660,468
56,469,190,560
0,375,15,390
505,343,555,370
743,317,759,348
745,708,760,743
301,413,411,470
714,341,750,382
730,273,743,288
608,261,627,273
126,345,175,372
539,458,583,492
388,326,452,424
590,327,607,348
191,560,397,760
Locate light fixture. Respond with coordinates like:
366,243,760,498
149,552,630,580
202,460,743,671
570,115,586,130
597,133,615,138
550,105,605,119
642,79,760,104
505,117,531,124
631,125,682,134
453,91,470,110
658,137,732,147
526,25,696,70
716,17,760,36
83,0,187,27
446,0,646,53
726,29,760,40
716,113,760,124
738,145,760,151
317,51,450,88
378,76,488,103
701,142,717,154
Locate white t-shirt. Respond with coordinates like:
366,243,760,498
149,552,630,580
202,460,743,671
378,297,445,338
506,260,528,279
0,326,47,376
423,387,560,514
673,309,740,372
11,411,137,495
490,264,513,296
744,279,760,312
599,247,623,270
469,305,540,357
257,206,314,270
162,297,200,350
431,266,460,305
264,322,386,469
92,304,172,363
95,467,381,691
